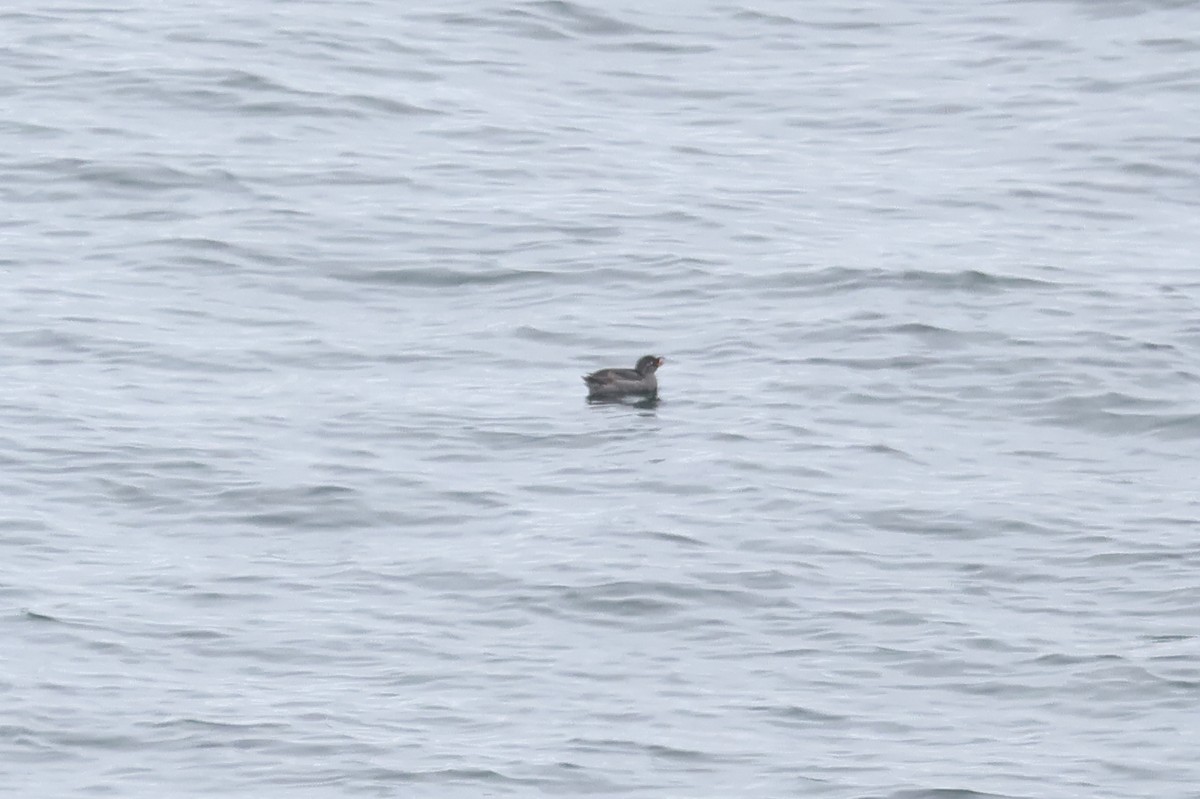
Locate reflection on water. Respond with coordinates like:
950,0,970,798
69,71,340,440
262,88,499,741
587,395,660,411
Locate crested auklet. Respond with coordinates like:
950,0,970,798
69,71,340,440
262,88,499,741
582,355,665,400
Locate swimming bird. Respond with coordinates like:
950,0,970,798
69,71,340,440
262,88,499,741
583,355,665,400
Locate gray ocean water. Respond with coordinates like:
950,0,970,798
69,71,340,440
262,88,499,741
3,1,1200,797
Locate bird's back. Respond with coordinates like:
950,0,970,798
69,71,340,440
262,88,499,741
583,367,640,386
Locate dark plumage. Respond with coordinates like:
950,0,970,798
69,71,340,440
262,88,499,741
583,355,665,400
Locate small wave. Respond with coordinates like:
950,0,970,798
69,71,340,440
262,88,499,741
338,266,555,287
1024,392,1200,438
522,0,651,36
758,266,1060,296
567,736,711,762
883,790,1020,799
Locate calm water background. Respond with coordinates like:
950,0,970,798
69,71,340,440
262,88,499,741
3,1,1199,797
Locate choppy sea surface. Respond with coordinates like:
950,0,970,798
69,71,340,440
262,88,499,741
3,1,1200,797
